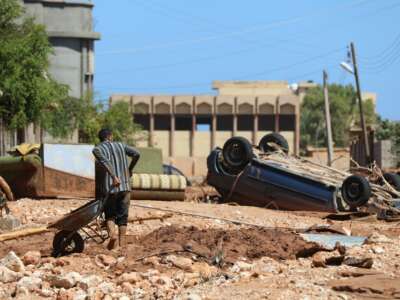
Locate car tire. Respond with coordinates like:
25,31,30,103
382,173,400,191
222,136,253,173
341,175,371,208
258,133,289,154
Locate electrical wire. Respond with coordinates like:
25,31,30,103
96,50,343,91
97,0,369,56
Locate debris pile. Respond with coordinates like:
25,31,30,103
0,198,399,299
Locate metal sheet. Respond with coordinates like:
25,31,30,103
42,144,95,179
300,233,366,249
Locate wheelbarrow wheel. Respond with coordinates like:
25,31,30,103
52,230,84,257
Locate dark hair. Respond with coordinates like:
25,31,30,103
98,128,112,142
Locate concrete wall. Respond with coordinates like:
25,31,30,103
305,147,350,171
23,0,100,99
374,140,398,169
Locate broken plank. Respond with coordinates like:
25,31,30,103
128,213,173,223
0,226,49,242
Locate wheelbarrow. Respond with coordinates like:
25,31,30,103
48,189,113,257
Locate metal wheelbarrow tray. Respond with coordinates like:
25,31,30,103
48,196,109,257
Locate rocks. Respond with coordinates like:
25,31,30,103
0,251,25,273
365,233,392,244
22,251,41,266
165,255,193,270
57,288,75,300
185,293,202,300
0,265,22,283
47,272,81,289
95,254,117,268
190,262,218,279
230,261,254,273
0,214,21,231
312,252,329,268
77,275,103,290
121,282,134,295
117,272,142,284
371,246,385,254
16,275,42,292
98,282,115,294
150,275,173,288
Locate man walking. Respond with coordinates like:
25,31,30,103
92,129,140,251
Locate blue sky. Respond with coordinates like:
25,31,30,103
93,0,400,120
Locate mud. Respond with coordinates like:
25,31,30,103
0,225,320,272
136,225,320,264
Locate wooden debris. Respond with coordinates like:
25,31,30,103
128,213,173,224
0,226,49,242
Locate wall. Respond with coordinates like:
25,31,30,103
305,147,350,171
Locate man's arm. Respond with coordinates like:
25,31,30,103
125,145,140,176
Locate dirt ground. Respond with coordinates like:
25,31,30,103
1,198,400,299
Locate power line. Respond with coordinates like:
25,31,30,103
96,49,343,91
97,0,369,56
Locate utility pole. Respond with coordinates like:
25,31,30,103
350,42,371,165
323,70,334,166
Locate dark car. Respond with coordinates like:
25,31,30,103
206,134,398,212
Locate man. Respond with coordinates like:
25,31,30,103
92,129,140,251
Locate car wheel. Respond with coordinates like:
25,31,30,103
222,136,253,173
382,173,400,191
341,175,371,208
258,133,289,154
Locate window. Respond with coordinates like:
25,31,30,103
258,115,274,131
217,115,233,131
154,115,170,130
196,115,212,131
238,115,254,131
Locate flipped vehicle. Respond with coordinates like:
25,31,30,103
207,133,400,213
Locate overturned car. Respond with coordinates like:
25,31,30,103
207,133,400,213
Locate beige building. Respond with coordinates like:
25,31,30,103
110,81,316,176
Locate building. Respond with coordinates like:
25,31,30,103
110,81,316,176
0,0,100,155
23,0,100,99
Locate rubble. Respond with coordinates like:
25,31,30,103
0,214,21,231
46,271,81,289
95,254,117,268
329,274,400,299
22,251,41,266
165,254,193,270
0,251,25,272
0,265,22,283
16,275,42,292
0,198,399,299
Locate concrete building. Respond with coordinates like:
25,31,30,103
23,0,100,99
110,81,315,176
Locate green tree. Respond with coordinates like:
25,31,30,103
100,102,143,145
0,0,67,129
301,84,376,151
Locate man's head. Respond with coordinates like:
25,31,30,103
98,128,113,142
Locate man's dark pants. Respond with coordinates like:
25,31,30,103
103,191,130,226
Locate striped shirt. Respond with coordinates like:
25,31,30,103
92,141,140,195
